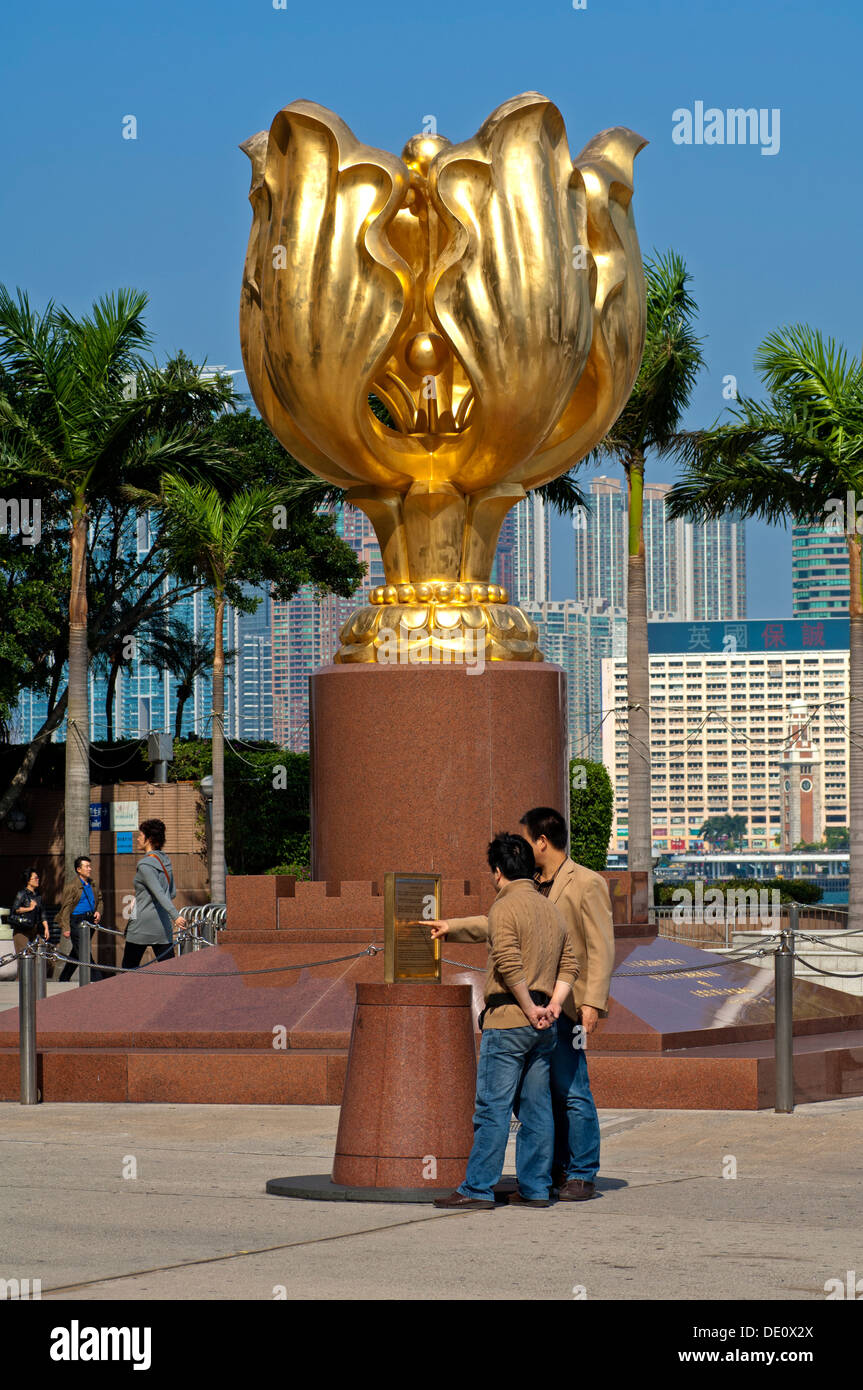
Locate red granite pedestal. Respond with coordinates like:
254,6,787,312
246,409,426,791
310,663,568,883
267,980,478,1202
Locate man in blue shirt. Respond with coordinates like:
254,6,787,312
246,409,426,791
57,856,105,982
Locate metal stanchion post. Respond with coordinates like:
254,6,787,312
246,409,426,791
78,922,91,987
789,900,799,936
19,947,38,1105
774,927,794,1114
35,936,47,999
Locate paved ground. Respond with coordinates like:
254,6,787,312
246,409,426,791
2,1097,861,1301
0,979,78,1005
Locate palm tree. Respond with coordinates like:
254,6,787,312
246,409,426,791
142,618,231,739
668,325,863,928
586,252,705,896
130,478,300,902
698,813,748,851
0,287,232,874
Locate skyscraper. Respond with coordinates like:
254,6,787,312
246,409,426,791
523,599,626,761
601,619,849,854
574,476,746,621
792,523,850,617
271,505,384,750
492,493,549,604
573,476,627,610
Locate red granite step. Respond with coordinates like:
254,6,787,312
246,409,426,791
2,939,862,1108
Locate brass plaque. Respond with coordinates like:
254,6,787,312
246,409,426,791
384,872,441,983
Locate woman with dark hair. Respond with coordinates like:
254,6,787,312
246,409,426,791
121,819,186,969
10,867,50,959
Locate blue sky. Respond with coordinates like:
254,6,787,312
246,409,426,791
3,0,861,614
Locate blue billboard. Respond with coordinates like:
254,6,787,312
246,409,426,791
648,619,849,655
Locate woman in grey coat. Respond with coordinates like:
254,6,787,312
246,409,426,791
121,818,186,969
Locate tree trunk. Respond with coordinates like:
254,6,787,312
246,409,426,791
175,683,190,741
105,654,121,742
847,535,863,931
64,499,91,879
210,593,226,903
0,687,69,822
625,453,653,906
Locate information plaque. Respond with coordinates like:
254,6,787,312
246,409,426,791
384,871,442,984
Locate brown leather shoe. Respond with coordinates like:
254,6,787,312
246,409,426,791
557,1178,596,1201
508,1192,551,1208
433,1190,496,1210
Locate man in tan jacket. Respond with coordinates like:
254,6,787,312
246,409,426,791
430,807,614,1202
433,832,579,1211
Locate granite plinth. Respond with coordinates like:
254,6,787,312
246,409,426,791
3,938,863,1108
309,663,568,884
331,981,477,1188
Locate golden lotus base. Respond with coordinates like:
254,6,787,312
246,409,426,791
368,580,509,606
334,601,542,663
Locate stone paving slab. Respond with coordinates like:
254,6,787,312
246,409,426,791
1,1098,861,1301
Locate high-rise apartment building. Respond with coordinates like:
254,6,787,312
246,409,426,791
523,600,626,761
271,505,384,750
574,476,746,621
493,493,549,604
792,523,849,617
573,476,627,610
600,618,849,855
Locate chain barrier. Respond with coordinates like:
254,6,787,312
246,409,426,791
34,942,382,978
794,934,863,957
793,955,863,980
445,941,775,977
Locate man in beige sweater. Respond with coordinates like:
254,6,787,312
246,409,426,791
431,807,614,1202
433,832,579,1211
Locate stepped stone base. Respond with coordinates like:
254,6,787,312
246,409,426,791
2,932,863,1109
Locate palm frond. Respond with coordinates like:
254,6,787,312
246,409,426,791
665,454,821,526
536,470,588,515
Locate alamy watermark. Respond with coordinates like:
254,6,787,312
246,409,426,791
0,498,41,545
821,490,863,536
672,102,780,157
671,883,781,928
375,622,485,673
824,1271,863,1299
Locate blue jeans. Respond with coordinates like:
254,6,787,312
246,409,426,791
550,1012,601,1182
459,1022,557,1202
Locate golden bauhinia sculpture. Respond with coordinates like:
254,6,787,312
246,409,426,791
240,93,646,662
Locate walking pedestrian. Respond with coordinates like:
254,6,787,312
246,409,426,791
10,868,50,959
121,819,186,969
57,855,105,982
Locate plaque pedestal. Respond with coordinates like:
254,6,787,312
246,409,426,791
332,983,475,1190
267,982,477,1201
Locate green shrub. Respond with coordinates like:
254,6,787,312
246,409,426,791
654,876,824,906
169,740,311,875
569,758,614,872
